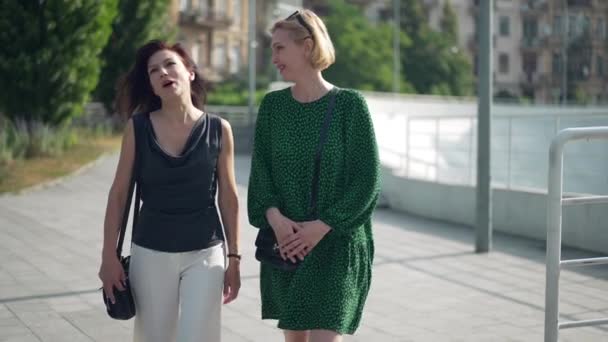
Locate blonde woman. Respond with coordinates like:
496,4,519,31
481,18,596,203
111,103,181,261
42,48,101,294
247,9,380,342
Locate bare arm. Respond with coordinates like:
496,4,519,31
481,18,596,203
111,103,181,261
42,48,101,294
217,118,241,304
99,118,136,302
101,119,136,260
217,119,240,256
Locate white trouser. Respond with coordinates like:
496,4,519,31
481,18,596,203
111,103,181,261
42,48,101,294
129,243,225,342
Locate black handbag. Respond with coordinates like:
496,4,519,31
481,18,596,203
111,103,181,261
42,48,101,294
102,117,142,320
254,88,338,271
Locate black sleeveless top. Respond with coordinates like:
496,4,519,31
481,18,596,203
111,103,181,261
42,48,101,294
131,112,224,252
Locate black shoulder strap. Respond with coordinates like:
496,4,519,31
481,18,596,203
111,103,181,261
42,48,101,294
209,113,223,150
309,88,338,219
115,115,142,258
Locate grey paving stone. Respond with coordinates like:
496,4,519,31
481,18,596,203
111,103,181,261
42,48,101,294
0,154,607,341
1,334,42,342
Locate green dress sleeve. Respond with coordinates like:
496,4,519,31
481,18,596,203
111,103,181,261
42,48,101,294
319,91,381,236
247,94,280,229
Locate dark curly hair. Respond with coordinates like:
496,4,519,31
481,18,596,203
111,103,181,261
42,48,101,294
115,40,207,117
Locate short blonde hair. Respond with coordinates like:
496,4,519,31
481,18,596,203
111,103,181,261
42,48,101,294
270,9,336,71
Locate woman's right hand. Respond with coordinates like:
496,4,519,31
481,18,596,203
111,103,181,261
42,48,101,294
98,254,126,304
266,208,305,262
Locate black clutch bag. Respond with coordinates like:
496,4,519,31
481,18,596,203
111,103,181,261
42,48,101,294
103,255,136,319
255,228,300,271
254,89,338,271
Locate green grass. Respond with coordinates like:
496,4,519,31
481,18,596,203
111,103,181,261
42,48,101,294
0,134,122,194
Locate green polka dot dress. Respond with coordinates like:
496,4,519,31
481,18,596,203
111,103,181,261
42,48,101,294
247,86,380,335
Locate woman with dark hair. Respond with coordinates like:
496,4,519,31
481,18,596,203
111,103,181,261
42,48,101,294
98,40,241,342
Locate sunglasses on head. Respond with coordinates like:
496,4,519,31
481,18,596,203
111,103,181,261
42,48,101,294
286,10,314,37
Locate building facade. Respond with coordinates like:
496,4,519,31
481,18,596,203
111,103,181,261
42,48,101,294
169,0,249,82
170,0,304,82
422,0,608,103
303,0,608,104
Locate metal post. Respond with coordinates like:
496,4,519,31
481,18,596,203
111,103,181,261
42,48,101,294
507,117,512,188
476,0,493,253
544,136,564,342
248,0,257,123
561,0,568,105
435,118,440,182
393,0,400,93
469,117,475,185
405,115,410,176
544,127,608,341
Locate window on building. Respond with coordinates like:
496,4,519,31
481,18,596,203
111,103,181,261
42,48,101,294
598,56,604,77
568,15,576,37
582,15,591,34
554,16,562,36
191,42,200,67
499,16,510,37
499,53,509,74
553,53,562,75
523,18,538,38
581,65,590,79
204,32,212,67
199,0,208,14
233,0,241,26
523,52,537,73
215,0,227,16
180,0,190,12
597,17,606,39
229,46,240,74
212,41,227,71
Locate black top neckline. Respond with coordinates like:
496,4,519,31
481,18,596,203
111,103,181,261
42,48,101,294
145,112,206,159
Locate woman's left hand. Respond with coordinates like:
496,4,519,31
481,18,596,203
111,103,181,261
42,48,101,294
223,259,241,304
281,220,332,259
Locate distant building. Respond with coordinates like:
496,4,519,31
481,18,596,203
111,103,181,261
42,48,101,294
169,0,303,83
169,0,249,82
303,0,608,104
464,0,608,104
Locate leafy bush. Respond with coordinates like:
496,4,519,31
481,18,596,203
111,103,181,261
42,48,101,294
207,79,267,106
0,119,84,165
0,1,118,125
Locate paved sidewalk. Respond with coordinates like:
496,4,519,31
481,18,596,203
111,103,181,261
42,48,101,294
0,154,607,341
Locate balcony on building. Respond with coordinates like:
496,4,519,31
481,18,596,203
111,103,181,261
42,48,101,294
567,0,593,8
179,8,232,29
521,36,546,51
520,72,547,87
520,0,549,14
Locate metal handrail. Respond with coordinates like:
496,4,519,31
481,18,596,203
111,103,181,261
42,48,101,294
545,126,608,342
376,109,608,191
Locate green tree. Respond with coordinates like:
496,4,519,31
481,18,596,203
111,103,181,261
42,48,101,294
399,0,473,96
399,0,427,39
95,0,175,114
0,1,118,125
440,0,458,44
566,30,593,104
324,0,413,92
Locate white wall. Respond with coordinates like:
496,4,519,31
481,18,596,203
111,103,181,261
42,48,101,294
364,91,608,254
364,92,608,194
381,170,608,254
